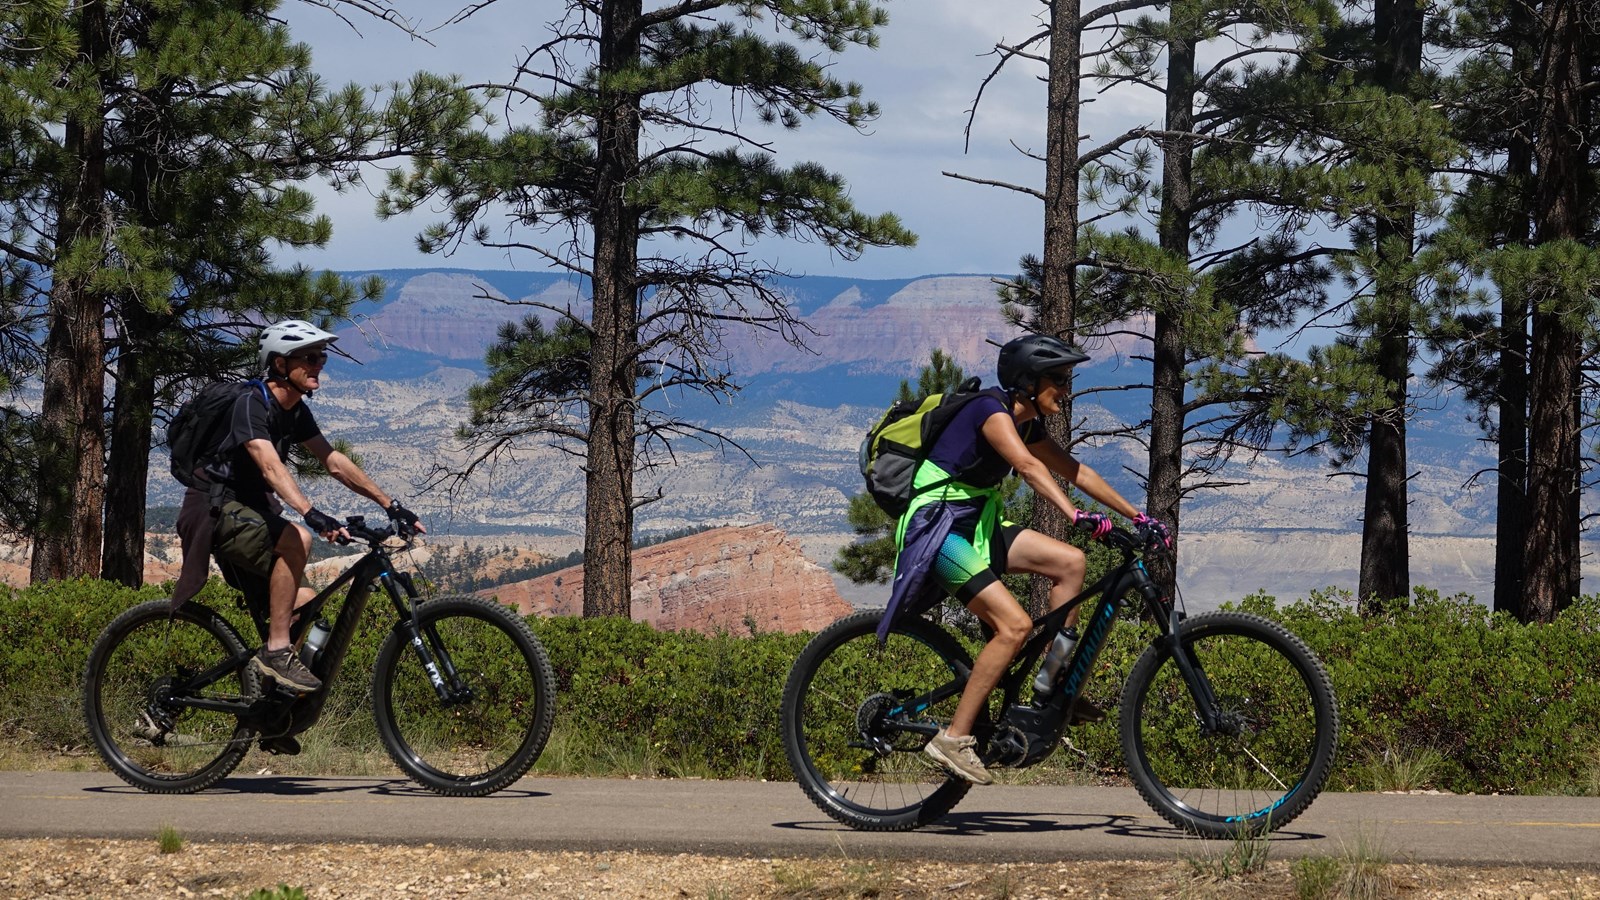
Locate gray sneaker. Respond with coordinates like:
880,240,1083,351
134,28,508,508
253,646,322,693
923,728,993,785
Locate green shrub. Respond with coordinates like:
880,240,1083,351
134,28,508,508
6,576,1600,794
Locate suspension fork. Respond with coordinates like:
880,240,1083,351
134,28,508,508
383,571,473,706
1138,568,1224,733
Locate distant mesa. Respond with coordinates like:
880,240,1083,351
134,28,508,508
479,523,853,635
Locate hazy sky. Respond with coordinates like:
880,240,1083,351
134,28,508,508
278,1,1162,281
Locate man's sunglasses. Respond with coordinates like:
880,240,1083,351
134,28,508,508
1042,371,1072,389
289,351,329,366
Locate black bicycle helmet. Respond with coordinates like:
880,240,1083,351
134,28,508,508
997,333,1091,392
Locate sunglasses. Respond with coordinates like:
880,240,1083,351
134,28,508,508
289,351,328,366
1042,371,1072,389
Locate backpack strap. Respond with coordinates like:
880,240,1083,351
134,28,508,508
204,379,271,515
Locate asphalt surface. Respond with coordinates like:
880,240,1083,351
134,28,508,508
6,772,1599,866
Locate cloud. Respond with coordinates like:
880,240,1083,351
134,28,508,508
278,2,1161,281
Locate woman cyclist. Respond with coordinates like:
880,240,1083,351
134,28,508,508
886,333,1171,785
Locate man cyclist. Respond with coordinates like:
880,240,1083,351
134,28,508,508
886,333,1171,785
174,319,424,694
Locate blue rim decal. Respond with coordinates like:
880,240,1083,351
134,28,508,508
1223,781,1302,822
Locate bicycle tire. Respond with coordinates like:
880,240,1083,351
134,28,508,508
781,609,976,831
83,600,259,794
371,595,555,797
1120,611,1339,838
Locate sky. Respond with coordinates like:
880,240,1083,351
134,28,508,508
277,0,1167,282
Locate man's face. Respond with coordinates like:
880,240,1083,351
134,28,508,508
281,349,327,392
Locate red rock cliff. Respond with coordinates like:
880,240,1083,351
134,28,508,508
481,524,853,634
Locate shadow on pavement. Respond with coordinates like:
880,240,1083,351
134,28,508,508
84,778,550,800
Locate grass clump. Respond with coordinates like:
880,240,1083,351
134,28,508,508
155,824,183,854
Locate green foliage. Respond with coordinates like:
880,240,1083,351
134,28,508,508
9,577,1600,793
1290,855,1342,900
527,616,809,779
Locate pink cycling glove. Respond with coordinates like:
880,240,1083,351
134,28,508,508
1072,509,1113,539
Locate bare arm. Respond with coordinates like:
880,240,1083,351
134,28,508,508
1027,437,1141,519
244,438,317,516
980,412,1084,521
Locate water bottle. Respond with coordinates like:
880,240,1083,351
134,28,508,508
1032,627,1079,701
300,619,332,668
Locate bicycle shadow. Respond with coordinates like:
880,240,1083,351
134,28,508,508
777,812,1325,843
775,811,1133,837
84,777,549,800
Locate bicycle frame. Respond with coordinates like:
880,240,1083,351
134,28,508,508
158,519,473,742
886,529,1223,769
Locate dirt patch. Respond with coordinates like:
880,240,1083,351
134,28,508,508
3,838,1598,899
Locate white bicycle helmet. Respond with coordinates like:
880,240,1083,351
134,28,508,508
258,319,340,371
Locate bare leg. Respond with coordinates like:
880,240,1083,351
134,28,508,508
266,524,312,651
1005,529,1087,623
946,582,1031,738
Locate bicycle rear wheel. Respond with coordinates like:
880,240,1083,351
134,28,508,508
372,596,555,797
83,600,259,793
1120,611,1338,838
781,609,975,831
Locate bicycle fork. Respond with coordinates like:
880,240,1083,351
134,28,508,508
385,573,474,707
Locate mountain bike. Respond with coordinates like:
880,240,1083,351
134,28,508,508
780,526,1339,837
83,515,556,797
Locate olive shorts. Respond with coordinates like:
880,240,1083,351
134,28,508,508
213,500,308,586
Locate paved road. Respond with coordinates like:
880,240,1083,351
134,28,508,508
5,772,1598,866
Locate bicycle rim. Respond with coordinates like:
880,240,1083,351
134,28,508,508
1121,611,1338,838
83,601,257,793
782,611,972,831
373,597,554,797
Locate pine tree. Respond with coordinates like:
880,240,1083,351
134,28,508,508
386,0,914,618
1,0,480,583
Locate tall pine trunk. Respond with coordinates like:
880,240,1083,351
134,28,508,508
583,0,643,618
1147,3,1198,597
1029,0,1083,612
1494,2,1536,620
31,0,110,584
1523,0,1586,621
102,318,158,587
1357,0,1422,611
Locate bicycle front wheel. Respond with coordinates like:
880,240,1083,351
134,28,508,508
83,600,259,793
781,609,975,832
372,596,555,797
1120,611,1339,838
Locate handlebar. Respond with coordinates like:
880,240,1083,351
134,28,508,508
1103,524,1171,558
334,514,419,547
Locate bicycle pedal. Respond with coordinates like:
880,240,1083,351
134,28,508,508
259,735,301,756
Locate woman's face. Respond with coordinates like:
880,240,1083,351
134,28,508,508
1034,368,1072,415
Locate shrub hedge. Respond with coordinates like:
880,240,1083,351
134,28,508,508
2,578,1597,794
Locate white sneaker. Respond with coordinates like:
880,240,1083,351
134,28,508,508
923,728,993,785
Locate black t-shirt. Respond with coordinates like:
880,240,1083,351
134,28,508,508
924,390,1044,489
211,385,322,509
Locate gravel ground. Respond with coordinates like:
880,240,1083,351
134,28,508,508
3,838,1599,899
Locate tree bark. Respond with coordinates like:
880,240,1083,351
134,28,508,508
31,0,110,584
101,315,158,587
1523,0,1586,621
1493,0,1536,621
1146,1,1198,597
1029,0,1083,612
1357,0,1422,611
583,0,643,618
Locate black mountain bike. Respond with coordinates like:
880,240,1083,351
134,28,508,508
83,515,556,797
781,527,1338,837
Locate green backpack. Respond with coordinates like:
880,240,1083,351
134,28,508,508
858,376,993,516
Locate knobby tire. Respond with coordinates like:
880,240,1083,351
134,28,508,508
371,595,555,797
781,609,976,832
1119,611,1339,838
83,600,259,794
